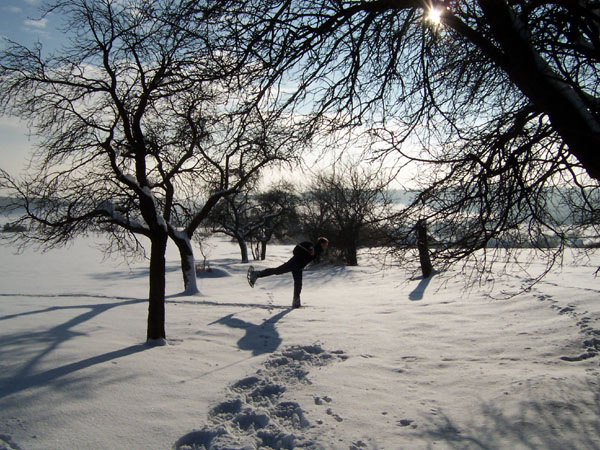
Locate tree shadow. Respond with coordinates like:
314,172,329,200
210,309,293,356
0,344,148,399
0,294,144,321
0,295,147,399
413,378,600,449
409,273,435,301
167,298,289,310
88,264,179,281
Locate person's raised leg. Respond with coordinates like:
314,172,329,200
250,260,294,288
257,260,293,278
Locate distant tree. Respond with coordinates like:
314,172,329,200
302,164,393,266
250,181,301,260
209,186,260,263
209,179,299,262
0,0,305,340
2,222,27,233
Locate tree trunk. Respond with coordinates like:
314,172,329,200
147,233,168,341
260,229,273,260
172,233,199,295
260,240,267,260
344,243,358,266
238,237,249,263
416,219,433,278
478,0,600,181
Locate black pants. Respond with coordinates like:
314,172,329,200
256,259,303,298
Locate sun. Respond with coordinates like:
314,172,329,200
427,7,443,25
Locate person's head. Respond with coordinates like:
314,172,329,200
317,237,329,250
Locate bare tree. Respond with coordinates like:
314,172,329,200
250,181,301,261
0,0,305,340
208,187,262,263
208,179,297,262
301,164,393,266
164,106,304,291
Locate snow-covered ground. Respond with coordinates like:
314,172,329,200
1,233,599,450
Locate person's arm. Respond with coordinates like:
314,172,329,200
313,245,323,263
296,241,314,255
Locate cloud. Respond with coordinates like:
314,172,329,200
2,6,23,13
0,116,30,130
24,17,47,29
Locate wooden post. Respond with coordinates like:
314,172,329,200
416,219,433,278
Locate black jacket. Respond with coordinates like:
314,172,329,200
292,241,317,268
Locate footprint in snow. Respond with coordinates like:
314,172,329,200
174,344,347,450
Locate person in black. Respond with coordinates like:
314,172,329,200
247,237,329,308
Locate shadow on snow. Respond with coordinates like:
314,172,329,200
209,309,293,356
0,297,147,400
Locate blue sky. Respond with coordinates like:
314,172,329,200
1,0,63,48
1,0,64,178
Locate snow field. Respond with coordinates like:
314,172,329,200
1,235,599,449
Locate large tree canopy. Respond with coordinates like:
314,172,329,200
237,0,599,177
224,0,600,272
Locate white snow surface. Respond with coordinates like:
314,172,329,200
1,234,600,450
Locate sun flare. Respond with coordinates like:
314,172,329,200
427,7,443,25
